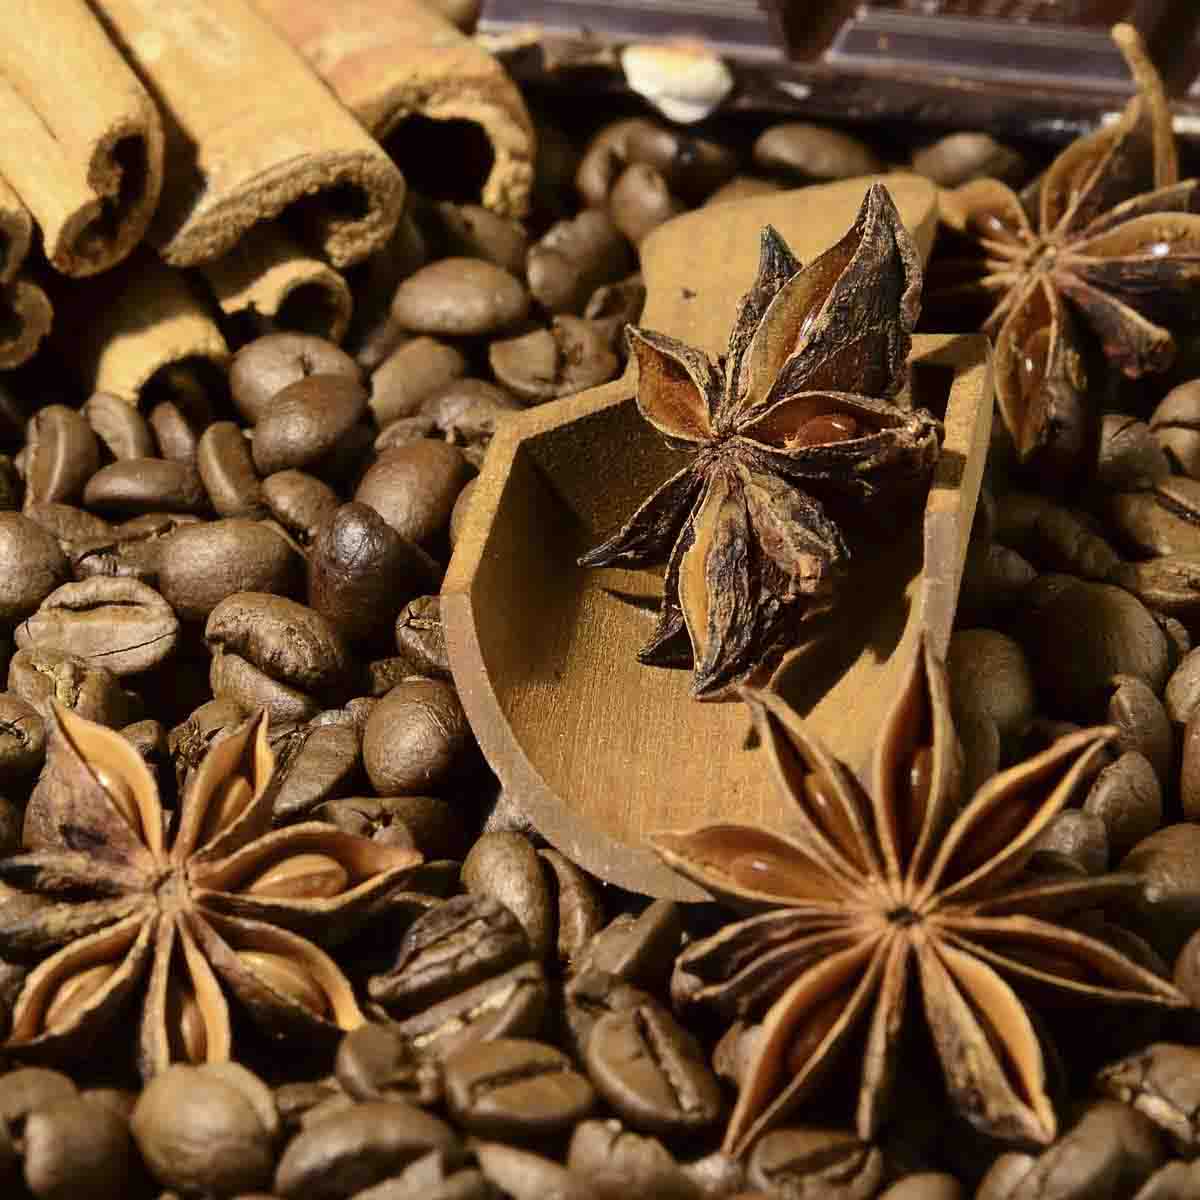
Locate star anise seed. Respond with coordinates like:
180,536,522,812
652,636,1186,1156
579,183,942,699
0,703,424,1078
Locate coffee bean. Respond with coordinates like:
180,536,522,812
369,894,531,1013
566,1120,701,1200
443,1037,594,1140
584,1001,722,1135
489,318,620,403
158,518,302,622
878,1173,963,1200
16,577,179,675
0,513,69,624
421,378,522,445
132,1063,278,1196
355,441,472,550
746,1127,884,1200
263,470,340,545
539,848,604,965
363,679,472,796
1085,751,1163,855
269,719,362,821
252,374,369,476
527,210,634,315
1095,415,1171,493
82,393,155,462
148,400,200,464
1151,379,1200,478
911,131,1025,187
563,972,656,1062
391,961,548,1059
573,900,682,995
23,406,101,508
1108,478,1200,557
434,203,529,274
394,596,450,680
0,690,44,784
307,504,441,647
1097,1042,1200,1151
461,831,551,961
391,259,529,337
23,503,112,553
1032,810,1108,874
754,122,881,180
609,164,684,246
995,492,1121,581
83,459,208,516
335,1025,442,1107
316,794,467,860
274,1100,459,1200
370,337,469,427
209,652,321,725
1121,824,1200,960
231,333,361,426
197,421,265,518
275,1078,345,1135
946,630,1035,755
473,1140,596,1200
9,647,139,727
22,1094,135,1200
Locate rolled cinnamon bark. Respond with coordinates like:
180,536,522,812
199,224,352,343
48,248,228,404
92,0,405,268
0,276,53,369
0,177,33,287
0,0,163,277
252,0,535,218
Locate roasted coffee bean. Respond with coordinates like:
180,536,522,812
1166,647,1200,726
158,518,303,622
878,1173,963,1200
369,894,531,1013
563,971,657,1062
316,794,467,860
392,258,529,338
9,647,138,727
573,900,682,994
1012,575,1170,719
355,442,473,551
22,1094,135,1200
197,421,264,517
274,1078,344,1134
584,1001,722,1135
473,1140,596,1200
753,122,881,180
0,691,46,784
391,961,548,1059
609,164,684,245
23,503,112,551
393,596,450,680
370,336,468,427
0,1066,77,1129
420,379,522,446
273,1100,459,1200
1108,478,1200,557
1097,1042,1200,1151
488,317,620,403
434,202,528,274
947,630,1035,754
252,374,369,476
746,1127,884,1200
566,1120,701,1200
263,470,340,545
1104,675,1175,786
1152,379,1200,478
131,1063,278,1196
994,492,1121,581
527,210,634,314
0,513,69,624
1096,415,1171,493
364,678,473,796
168,696,246,781
539,848,604,965
1032,810,1108,874
83,459,208,516
82,392,155,462
205,592,350,701
230,333,361,426
1085,752,1163,856
335,1024,442,1107
443,1037,594,1140
23,405,100,508
1133,1161,1200,1199
269,720,362,821
308,503,441,646
210,651,322,725
461,831,552,961
148,400,199,463
1121,824,1200,960
911,131,1025,187
16,577,179,676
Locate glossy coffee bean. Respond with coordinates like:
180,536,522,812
391,258,529,337
753,122,880,179
148,399,200,463
0,691,46,784
0,513,69,624
22,1094,135,1200
197,421,264,518
461,831,552,961
23,405,100,508
263,470,340,545
527,210,634,314
435,202,528,274
9,647,138,727
269,719,362,821
609,164,684,245
82,392,155,462
252,374,369,476
230,333,360,426
355,441,472,550
83,459,208,516
369,336,468,427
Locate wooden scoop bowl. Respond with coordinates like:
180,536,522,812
442,176,993,899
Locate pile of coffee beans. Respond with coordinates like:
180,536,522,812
5,92,1200,1200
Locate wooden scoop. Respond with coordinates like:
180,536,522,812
442,176,993,899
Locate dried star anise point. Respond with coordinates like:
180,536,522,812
0,702,423,1078
580,184,942,699
651,636,1186,1157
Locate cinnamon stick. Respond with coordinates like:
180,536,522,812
0,0,163,277
91,0,405,269
199,225,352,344
0,177,33,287
0,276,52,369
252,0,535,218
48,248,228,404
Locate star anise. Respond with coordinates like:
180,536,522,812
936,23,1200,464
652,638,1186,1156
0,703,423,1077
578,184,941,699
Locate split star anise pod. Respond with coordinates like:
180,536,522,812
652,638,1186,1156
0,703,423,1077
579,183,941,699
937,23,1200,464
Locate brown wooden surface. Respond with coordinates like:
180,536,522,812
443,176,993,899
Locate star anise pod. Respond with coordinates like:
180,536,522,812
578,183,942,699
936,23,1200,464
0,703,423,1077
652,638,1186,1156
